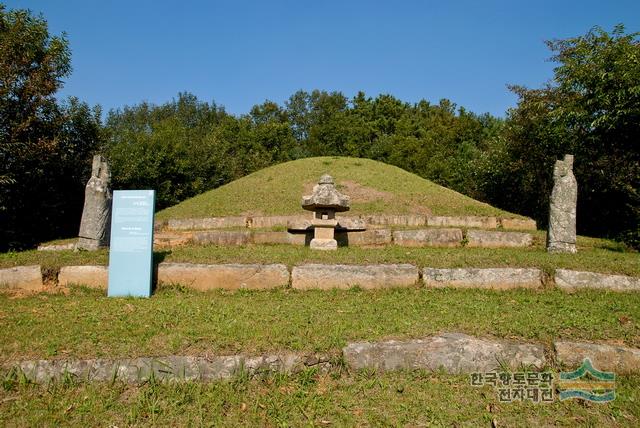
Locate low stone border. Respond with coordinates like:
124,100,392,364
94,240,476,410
392,228,462,247
10,335,639,383
58,265,108,289
161,214,537,232
158,263,289,290
423,268,543,289
555,341,640,374
555,269,640,292
37,242,76,251
466,230,533,248
0,265,43,291
291,264,419,290
10,353,333,384
343,333,546,372
155,228,533,249
4,263,639,293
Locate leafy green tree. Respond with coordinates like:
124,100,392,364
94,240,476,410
494,25,639,247
0,4,101,250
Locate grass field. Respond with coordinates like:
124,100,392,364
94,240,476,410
1,286,638,360
156,157,524,219
2,370,638,426
2,234,638,277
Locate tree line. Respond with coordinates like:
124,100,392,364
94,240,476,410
1,4,638,250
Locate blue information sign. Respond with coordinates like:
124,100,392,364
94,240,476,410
108,190,155,297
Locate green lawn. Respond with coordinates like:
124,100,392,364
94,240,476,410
156,156,524,219
1,370,638,426
1,286,638,361
1,234,638,277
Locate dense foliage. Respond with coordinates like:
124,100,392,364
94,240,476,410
0,5,101,250
1,1,637,250
493,25,640,247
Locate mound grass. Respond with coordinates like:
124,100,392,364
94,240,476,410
157,157,524,219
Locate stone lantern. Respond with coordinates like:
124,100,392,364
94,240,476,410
302,174,350,250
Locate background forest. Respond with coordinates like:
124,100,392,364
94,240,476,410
1,4,638,250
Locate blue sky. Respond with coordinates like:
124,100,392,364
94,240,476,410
5,0,639,117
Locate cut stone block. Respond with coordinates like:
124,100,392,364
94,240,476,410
555,341,640,374
167,217,247,230
466,230,532,248
343,333,546,373
393,228,462,247
13,353,333,383
157,263,289,290
337,229,392,247
153,232,193,248
292,264,418,290
363,214,427,227
0,265,43,291
192,231,251,246
58,265,108,289
500,218,537,231
427,216,498,229
555,269,640,292
248,215,302,229
423,268,543,289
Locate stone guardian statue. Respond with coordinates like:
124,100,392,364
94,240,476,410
77,155,112,250
546,154,577,253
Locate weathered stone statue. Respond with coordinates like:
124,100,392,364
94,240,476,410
547,154,577,253
302,174,350,250
77,155,112,250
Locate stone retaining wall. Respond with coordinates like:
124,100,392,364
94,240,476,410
343,333,546,372
0,265,43,291
291,264,419,290
162,214,537,231
555,269,640,292
58,265,108,289
154,228,533,249
392,228,462,247
423,268,543,289
466,230,533,248
4,264,638,294
10,334,640,383
158,263,289,291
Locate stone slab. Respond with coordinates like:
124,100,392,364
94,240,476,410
37,242,76,251
393,228,462,247
192,230,251,246
500,218,537,231
248,215,302,229
423,268,543,289
363,214,427,227
292,264,418,290
337,229,392,247
555,341,640,374
252,231,294,245
11,353,333,384
344,333,546,373
0,265,43,291
427,216,498,229
167,217,247,230
157,263,289,290
555,269,640,292
154,232,193,248
466,230,532,248
58,265,108,289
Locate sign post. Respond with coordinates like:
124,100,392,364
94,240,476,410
108,190,155,297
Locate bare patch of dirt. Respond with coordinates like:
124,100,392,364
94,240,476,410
303,180,394,204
